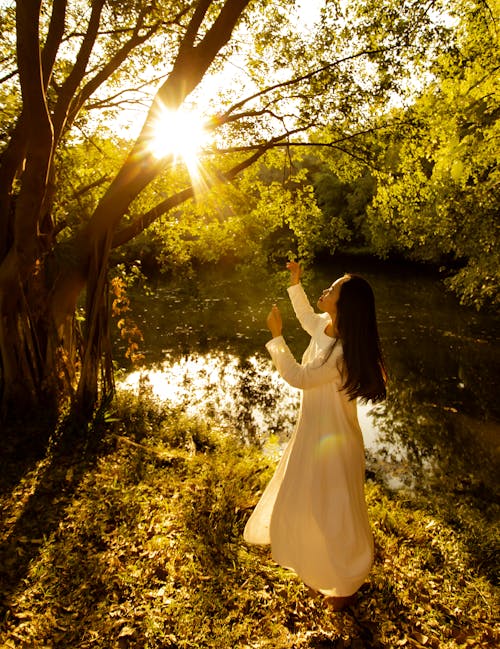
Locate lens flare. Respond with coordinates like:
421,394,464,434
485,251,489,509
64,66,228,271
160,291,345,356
150,107,207,160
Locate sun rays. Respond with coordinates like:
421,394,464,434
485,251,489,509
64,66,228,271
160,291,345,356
148,105,211,194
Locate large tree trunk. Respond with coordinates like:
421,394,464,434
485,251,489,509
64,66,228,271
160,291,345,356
0,0,253,424
0,0,57,421
70,0,253,415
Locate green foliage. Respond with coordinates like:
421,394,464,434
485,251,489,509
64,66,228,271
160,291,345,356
54,137,131,235
311,165,376,249
2,0,497,315
124,153,329,272
361,2,500,308
126,147,375,274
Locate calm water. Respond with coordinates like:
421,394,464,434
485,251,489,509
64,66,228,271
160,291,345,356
116,259,500,497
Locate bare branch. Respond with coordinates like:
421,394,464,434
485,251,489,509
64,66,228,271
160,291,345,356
65,16,161,131
71,175,111,200
179,0,212,54
0,69,18,84
51,0,106,142
160,0,253,107
217,45,405,120
41,0,67,87
84,74,167,111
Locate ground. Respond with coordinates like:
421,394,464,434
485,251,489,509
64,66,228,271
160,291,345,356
0,391,498,648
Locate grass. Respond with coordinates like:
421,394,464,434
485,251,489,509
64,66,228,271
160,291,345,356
0,390,498,648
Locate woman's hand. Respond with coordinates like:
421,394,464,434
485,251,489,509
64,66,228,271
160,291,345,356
286,260,302,285
266,304,282,338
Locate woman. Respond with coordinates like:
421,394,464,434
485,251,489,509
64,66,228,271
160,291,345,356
244,260,386,610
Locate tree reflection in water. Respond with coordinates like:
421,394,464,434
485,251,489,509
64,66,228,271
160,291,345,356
118,353,299,448
118,260,500,502
117,348,498,500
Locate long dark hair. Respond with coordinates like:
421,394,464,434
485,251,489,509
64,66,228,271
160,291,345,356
336,274,387,403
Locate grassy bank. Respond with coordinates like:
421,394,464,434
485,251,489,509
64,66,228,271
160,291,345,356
0,392,498,648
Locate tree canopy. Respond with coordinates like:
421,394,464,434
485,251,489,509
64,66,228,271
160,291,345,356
0,0,498,424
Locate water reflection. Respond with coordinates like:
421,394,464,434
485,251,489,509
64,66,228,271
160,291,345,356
118,351,438,492
119,353,299,447
117,260,500,498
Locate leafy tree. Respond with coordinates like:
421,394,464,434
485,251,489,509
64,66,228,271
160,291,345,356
309,164,376,251
364,1,499,308
0,0,474,425
0,0,288,421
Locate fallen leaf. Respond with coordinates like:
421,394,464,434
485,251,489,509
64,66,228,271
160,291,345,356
118,626,135,638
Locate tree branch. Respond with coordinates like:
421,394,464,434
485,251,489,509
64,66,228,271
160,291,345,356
0,69,18,84
15,0,47,130
65,15,161,132
111,145,273,248
112,117,407,249
51,0,106,143
83,0,253,248
217,45,405,120
83,75,167,111
159,0,253,108
41,0,67,87
179,0,212,54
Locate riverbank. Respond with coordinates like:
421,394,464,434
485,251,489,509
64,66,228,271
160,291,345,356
0,392,498,648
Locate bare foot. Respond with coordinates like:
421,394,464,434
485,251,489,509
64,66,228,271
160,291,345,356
324,593,357,611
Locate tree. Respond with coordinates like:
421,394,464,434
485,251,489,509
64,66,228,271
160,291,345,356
0,0,467,424
363,1,500,308
1,0,286,422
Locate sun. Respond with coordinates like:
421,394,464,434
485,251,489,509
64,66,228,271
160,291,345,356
148,106,208,166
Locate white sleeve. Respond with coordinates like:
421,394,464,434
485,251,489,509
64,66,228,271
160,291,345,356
266,335,342,390
287,283,324,336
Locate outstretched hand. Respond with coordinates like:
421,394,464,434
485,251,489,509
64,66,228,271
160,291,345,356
266,304,282,338
286,260,302,285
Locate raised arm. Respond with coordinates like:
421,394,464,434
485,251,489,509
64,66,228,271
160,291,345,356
285,261,323,336
287,260,302,286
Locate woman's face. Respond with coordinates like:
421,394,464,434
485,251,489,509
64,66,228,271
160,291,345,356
317,275,350,315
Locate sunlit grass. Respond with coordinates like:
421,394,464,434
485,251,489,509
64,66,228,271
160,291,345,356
1,388,498,647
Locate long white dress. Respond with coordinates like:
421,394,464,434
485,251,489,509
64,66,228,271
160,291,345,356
243,283,373,597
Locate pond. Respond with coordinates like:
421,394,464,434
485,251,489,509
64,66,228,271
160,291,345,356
116,257,500,498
